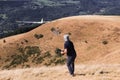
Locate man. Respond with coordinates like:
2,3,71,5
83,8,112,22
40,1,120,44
61,34,77,76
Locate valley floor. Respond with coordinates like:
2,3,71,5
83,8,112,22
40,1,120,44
0,64,120,80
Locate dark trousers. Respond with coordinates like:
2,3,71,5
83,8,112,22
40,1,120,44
67,55,76,75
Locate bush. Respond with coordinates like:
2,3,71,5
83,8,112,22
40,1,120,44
35,56,44,64
25,46,40,55
68,32,71,35
2,65,11,70
10,54,28,66
44,50,66,66
3,46,41,69
18,47,25,53
51,27,55,32
3,47,66,69
51,27,61,35
54,57,66,65
55,48,62,57
23,64,30,68
43,51,52,58
3,39,6,43
24,39,28,43
34,34,44,39
102,40,108,45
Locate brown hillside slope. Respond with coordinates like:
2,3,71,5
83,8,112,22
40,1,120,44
0,15,120,69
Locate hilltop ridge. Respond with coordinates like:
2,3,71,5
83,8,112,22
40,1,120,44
0,0,120,38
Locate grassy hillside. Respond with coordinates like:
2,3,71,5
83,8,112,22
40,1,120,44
0,15,120,70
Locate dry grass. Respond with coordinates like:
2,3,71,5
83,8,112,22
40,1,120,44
0,64,120,80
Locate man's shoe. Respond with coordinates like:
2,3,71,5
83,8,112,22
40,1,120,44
71,74,75,77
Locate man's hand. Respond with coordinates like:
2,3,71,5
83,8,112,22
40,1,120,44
61,49,67,55
61,50,65,55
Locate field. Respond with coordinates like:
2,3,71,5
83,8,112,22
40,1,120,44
0,64,120,80
0,15,120,79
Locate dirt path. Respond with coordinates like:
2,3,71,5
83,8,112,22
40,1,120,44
0,64,120,80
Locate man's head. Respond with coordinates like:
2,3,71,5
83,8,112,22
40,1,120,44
63,34,69,41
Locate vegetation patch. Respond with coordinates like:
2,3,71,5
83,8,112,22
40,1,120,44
51,27,56,32
34,34,44,39
24,39,28,43
2,46,41,69
55,48,62,57
102,40,108,45
43,55,66,66
68,32,71,35
2,46,66,69
3,39,6,43
51,27,61,35
25,46,40,55
10,54,28,66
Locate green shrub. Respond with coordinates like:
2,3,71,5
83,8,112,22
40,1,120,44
43,51,51,58
24,39,28,43
25,46,40,55
43,50,66,66
33,56,44,64
3,47,66,69
10,54,28,66
102,40,108,45
21,42,24,44
23,64,30,68
55,48,62,57
68,32,71,35
3,39,6,43
34,34,44,39
54,57,66,65
18,47,25,53
2,65,10,70
51,27,61,35
51,27,55,32
44,62,51,66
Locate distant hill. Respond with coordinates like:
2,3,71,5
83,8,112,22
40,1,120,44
0,0,120,38
0,15,120,69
